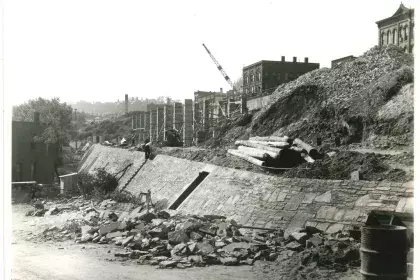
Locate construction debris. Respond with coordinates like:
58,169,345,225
25,199,363,270
231,136,319,169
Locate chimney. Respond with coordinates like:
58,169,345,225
125,94,128,114
220,88,223,93
293,57,297,63
304,57,309,63
281,56,285,62
33,112,40,123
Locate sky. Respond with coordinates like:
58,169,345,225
4,0,418,105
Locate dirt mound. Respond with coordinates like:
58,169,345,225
244,45,413,149
283,151,412,182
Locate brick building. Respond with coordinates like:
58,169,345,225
242,57,320,99
376,3,414,53
12,113,59,184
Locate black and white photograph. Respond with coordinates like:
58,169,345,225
2,0,418,279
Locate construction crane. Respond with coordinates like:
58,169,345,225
202,43,239,99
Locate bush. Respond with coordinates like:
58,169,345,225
77,168,118,198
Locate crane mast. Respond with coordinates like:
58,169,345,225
202,43,237,99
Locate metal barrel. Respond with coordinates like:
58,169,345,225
360,225,408,280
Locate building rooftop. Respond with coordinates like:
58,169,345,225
376,3,414,25
243,59,319,70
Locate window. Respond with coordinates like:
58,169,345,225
405,25,408,40
393,29,396,44
257,72,261,81
285,73,289,81
387,30,390,44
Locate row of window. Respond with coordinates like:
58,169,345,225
244,72,262,84
244,72,301,84
380,23,414,45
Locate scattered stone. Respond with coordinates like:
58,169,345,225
157,211,171,219
106,231,123,239
108,212,119,221
168,230,189,245
45,207,59,216
189,231,203,241
286,241,304,251
291,232,309,244
188,255,203,263
196,242,215,255
220,257,238,266
121,235,134,247
222,242,250,252
159,260,178,268
284,227,304,240
99,222,120,236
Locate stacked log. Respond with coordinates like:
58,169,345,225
229,136,321,168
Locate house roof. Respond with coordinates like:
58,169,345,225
393,3,410,17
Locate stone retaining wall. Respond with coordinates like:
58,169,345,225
80,145,413,232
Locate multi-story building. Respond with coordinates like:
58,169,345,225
376,3,414,53
194,88,227,104
12,112,59,184
242,57,320,99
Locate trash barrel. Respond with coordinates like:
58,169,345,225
360,225,408,280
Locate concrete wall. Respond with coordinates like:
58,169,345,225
80,145,413,231
246,95,273,111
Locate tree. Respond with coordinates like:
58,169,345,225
13,97,74,145
233,76,243,93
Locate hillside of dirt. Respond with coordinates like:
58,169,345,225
157,147,413,182
208,45,413,150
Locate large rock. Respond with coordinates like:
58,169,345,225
81,225,96,235
171,243,188,257
286,241,304,251
106,231,124,239
196,242,215,255
222,242,250,252
99,222,120,236
148,226,169,238
284,227,305,240
175,220,202,232
291,232,309,244
168,230,189,245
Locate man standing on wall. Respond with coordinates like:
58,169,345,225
143,139,151,161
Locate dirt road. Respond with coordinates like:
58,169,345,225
12,205,255,280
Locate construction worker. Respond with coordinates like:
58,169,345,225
143,139,151,161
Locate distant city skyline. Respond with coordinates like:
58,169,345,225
4,0,417,106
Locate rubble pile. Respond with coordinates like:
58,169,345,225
25,200,362,269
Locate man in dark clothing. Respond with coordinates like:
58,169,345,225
143,139,151,161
